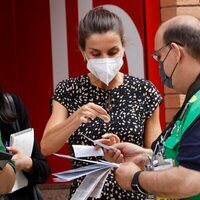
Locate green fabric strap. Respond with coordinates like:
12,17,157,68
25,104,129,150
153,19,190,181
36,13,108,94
0,130,15,170
0,130,6,151
164,90,200,200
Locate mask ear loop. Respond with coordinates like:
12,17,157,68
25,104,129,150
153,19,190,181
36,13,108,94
169,42,182,79
169,62,178,79
162,46,172,63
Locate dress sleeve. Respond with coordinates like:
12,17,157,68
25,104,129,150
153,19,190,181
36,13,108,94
53,79,69,108
142,80,162,118
53,79,74,109
12,94,51,183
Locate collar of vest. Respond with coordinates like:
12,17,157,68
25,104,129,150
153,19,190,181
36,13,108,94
184,74,200,106
173,74,200,122
151,74,200,151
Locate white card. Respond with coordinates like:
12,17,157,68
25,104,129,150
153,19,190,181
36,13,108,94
72,145,104,158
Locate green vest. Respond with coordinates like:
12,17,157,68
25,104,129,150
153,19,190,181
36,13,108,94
164,90,200,200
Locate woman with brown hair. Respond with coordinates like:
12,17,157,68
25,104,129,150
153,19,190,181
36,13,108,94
41,7,162,199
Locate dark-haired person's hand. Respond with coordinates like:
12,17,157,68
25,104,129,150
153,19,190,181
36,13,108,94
7,146,33,172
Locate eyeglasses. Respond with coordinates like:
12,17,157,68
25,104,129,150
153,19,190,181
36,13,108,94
151,43,171,62
151,41,184,63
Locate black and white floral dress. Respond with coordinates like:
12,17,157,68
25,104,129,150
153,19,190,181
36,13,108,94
54,74,162,200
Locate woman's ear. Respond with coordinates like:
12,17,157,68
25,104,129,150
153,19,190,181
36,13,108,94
79,48,86,61
121,47,125,58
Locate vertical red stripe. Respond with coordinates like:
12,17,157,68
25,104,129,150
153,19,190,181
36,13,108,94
0,1,17,92
65,0,87,78
144,0,165,129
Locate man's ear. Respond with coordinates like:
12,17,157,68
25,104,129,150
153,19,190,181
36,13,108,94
171,42,182,62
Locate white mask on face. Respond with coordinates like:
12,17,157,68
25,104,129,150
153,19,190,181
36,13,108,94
87,57,124,85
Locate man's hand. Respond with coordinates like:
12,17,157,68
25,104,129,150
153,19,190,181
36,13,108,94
104,142,153,168
115,161,141,191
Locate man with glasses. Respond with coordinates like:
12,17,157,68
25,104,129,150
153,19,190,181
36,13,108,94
102,15,200,199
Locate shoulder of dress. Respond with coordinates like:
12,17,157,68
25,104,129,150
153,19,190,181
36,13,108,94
58,74,87,84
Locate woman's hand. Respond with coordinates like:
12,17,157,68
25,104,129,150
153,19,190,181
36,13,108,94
94,133,121,162
7,146,33,173
96,133,120,146
41,101,110,156
76,102,110,124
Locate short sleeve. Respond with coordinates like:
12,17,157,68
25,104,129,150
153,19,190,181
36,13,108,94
53,80,69,108
142,80,162,118
177,118,200,171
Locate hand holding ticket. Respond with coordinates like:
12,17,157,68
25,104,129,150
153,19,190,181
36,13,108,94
80,133,118,151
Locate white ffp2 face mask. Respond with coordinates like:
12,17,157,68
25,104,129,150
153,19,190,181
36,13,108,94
87,57,124,86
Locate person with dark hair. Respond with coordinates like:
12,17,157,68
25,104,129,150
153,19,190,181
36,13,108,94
0,89,51,199
41,7,162,199
102,15,200,199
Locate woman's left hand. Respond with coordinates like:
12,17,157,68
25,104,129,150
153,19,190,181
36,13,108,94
94,133,122,163
95,133,120,146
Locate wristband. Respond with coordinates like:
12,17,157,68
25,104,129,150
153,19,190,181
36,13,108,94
131,171,147,195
